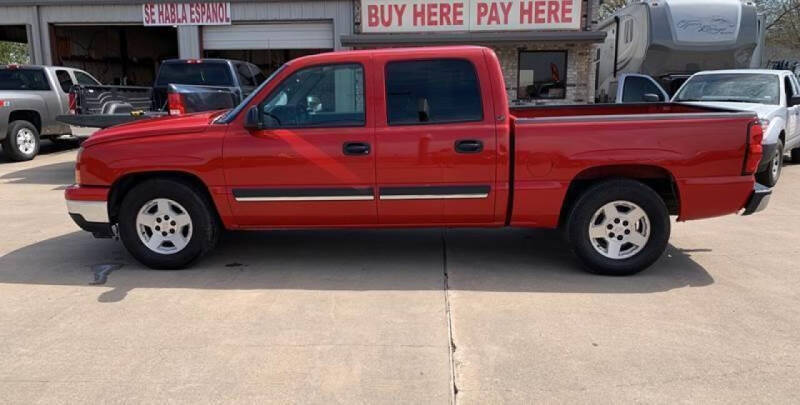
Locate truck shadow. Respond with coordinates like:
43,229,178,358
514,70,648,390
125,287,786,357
0,228,713,303
0,140,78,164
0,161,75,185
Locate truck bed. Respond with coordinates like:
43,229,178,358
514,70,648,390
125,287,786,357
508,102,759,227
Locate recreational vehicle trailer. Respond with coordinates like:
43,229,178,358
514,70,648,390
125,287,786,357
595,0,764,103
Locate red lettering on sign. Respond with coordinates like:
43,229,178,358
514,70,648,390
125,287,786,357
426,3,438,26
476,3,488,25
500,2,512,24
547,0,559,23
561,0,572,23
453,2,464,25
534,1,546,23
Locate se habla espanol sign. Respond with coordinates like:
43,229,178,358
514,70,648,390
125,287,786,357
143,2,232,26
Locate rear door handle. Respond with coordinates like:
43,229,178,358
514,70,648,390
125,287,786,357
455,139,483,153
343,142,371,156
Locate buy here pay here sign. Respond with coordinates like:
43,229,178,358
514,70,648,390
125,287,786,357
361,0,582,32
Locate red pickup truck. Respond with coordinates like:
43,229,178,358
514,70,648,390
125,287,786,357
65,46,770,275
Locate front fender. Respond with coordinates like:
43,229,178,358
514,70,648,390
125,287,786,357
762,116,785,145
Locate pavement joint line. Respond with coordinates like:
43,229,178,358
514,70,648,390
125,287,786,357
441,229,458,405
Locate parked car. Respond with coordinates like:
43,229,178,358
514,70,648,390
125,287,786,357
58,58,265,130
0,64,100,161
65,46,769,276
672,69,800,186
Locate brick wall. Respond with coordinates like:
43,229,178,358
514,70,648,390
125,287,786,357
491,42,595,105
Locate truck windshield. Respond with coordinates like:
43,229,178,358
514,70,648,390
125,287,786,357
156,62,234,87
0,68,51,91
674,73,780,105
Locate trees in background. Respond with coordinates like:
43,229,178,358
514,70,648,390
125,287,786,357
0,41,29,64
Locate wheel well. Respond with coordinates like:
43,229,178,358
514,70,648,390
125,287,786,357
558,165,680,227
108,171,221,225
9,110,42,133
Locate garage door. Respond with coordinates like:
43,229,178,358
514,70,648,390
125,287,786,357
202,22,333,50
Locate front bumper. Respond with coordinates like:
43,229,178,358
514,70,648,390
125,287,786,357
742,183,771,215
757,142,779,172
65,185,113,238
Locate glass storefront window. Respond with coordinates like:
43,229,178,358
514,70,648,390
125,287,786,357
517,50,567,100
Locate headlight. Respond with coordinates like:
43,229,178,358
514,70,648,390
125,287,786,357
759,118,770,130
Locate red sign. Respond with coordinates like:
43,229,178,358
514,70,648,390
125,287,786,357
362,0,581,32
142,2,231,26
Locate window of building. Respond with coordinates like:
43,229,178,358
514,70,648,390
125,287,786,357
260,63,365,128
385,59,482,125
517,51,567,100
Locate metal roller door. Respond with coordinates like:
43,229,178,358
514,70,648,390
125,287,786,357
202,22,333,50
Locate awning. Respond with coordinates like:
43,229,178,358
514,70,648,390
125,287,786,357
341,30,606,47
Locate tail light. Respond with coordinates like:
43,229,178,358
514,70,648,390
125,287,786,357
168,92,185,116
186,59,202,64
68,91,77,114
743,119,764,176
0,100,7,107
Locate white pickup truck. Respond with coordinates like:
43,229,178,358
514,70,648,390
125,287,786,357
0,64,100,161
613,70,800,186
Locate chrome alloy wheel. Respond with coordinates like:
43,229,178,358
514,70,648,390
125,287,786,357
136,198,193,255
16,128,36,155
588,200,651,260
772,150,782,178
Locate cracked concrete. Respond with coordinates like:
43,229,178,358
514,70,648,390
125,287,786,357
2,146,800,403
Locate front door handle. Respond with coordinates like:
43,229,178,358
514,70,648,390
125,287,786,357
343,142,371,156
455,139,483,153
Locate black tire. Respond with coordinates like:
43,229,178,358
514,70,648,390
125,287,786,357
756,140,783,187
2,120,40,161
566,179,670,276
118,179,219,269
791,148,800,164
50,136,82,149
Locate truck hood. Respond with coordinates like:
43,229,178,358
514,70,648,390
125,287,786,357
82,110,226,147
678,101,782,120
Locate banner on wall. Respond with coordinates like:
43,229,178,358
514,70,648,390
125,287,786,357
143,2,232,26
361,0,582,33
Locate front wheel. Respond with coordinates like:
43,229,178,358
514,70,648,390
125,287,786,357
567,179,670,276
756,141,783,187
2,120,40,161
118,179,219,269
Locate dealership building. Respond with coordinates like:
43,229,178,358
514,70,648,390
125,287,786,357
0,0,604,103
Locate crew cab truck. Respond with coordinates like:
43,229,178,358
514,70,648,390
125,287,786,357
0,64,100,160
65,46,770,276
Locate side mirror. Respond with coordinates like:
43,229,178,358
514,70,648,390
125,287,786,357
790,95,800,107
244,106,261,130
642,93,661,102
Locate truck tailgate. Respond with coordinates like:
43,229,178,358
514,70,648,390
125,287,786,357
508,103,759,227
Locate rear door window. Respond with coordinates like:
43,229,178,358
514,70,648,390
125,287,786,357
0,68,51,90
156,62,234,86
74,71,100,85
234,62,256,87
385,59,482,125
55,69,74,93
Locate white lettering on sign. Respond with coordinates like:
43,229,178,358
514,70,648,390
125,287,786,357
362,0,581,32
142,2,232,26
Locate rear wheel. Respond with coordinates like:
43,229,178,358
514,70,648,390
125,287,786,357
2,120,40,161
756,140,783,187
567,179,670,276
118,179,219,269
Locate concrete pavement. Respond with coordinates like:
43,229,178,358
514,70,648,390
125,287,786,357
0,144,798,403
